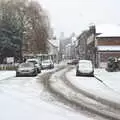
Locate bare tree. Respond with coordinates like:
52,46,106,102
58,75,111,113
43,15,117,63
24,1,51,54
0,0,51,59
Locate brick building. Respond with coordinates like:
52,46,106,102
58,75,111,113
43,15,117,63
95,24,120,68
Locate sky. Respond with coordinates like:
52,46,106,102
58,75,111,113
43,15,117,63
38,0,120,37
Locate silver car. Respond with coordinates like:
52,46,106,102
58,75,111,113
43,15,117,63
76,60,94,77
26,59,41,73
41,60,54,69
16,62,38,77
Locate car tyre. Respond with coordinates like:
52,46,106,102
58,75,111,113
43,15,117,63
31,69,37,76
76,72,79,76
16,72,20,77
37,68,41,73
33,71,37,76
90,74,94,77
90,71,94,77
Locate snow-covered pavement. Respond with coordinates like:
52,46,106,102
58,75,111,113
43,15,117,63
0,71,15,81
66,68,120,104
95,69,120,94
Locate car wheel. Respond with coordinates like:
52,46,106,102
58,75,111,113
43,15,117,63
90,71,94,77
37,68,40,73
50,65,52,69
32,69,37,76
76,72,79,76
16,72,19,77
52,65,54,68
90,74,94,77
16,74,19,77
33,72,37,76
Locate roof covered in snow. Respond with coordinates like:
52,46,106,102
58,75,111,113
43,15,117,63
96,24,120,37
97,46,120,51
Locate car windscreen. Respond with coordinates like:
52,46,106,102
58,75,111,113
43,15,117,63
28,61,37,64
19,63,33,68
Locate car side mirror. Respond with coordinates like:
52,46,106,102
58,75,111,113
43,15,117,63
34,64,37,68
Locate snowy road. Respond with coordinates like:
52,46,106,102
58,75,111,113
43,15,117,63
40,66,120,120
0,65,120,120
0,66,94,120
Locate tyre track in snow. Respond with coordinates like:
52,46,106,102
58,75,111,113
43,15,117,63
40,65,120,120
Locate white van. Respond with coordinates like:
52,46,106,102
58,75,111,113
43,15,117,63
76,60,94,77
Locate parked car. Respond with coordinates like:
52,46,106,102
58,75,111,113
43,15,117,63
67,60,73,65
16,62,38,77
26,58,41,73
76,60,94,77
67,59,79,65
41,60,54,69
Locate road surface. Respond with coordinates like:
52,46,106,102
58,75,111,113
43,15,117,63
0,65,119,120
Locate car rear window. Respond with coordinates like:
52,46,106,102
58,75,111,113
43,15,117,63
79,62,92,68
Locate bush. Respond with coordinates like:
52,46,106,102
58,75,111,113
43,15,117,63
0,64,17,70
106,57,120,72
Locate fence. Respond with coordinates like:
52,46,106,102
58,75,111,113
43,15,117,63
0,63,19,70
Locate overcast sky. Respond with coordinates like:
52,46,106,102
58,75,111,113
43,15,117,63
38,0,120,37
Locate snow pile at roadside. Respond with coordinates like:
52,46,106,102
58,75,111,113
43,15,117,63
0,71,16,81
94,69,120,94
66,68,120,103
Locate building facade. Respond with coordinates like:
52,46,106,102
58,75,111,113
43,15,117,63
47,39,59,63
95,24,120,68
77,24,120,68
76,25,95,64
76,30,89,60
96,37,120,68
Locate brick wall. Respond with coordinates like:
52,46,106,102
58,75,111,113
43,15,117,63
97,37,120,45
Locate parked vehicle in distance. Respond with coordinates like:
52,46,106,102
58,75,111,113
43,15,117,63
67,60,72,65
67,59,79,65
26,58,41,73
41,59,54,69
16,62,38,77
76,60,94,77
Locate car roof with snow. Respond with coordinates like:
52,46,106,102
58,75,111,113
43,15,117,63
26,58,39,62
